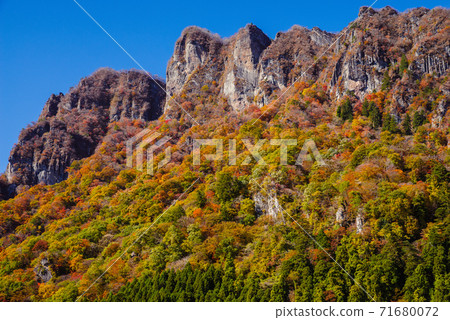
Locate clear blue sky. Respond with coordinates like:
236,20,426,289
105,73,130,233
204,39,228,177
0,0,446,172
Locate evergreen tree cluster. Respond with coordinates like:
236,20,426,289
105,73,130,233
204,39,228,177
362,100,382,128
104,262,272,302
337,98,353,121
102,215,450,302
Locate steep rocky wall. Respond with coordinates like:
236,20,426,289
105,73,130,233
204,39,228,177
166,6,449,110
166,23,336,111
328,6,449,100
166,26,225,103
221,24,272,109
5,68,165,195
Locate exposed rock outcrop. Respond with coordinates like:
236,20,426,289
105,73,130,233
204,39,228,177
166,24,336,110
335,206,346,225
253,191,285,222
166,26,224,104
255,25,335,105
5,68,165,195
356,212,365,234
328,7,449,99
166,7,448,109
432,98,449,128
34,258,52,283
222,24,272,110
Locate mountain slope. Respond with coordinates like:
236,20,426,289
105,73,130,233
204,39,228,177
0,6,449,302
3,6,449,198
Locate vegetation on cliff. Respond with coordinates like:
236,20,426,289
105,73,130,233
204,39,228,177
0,6,448,302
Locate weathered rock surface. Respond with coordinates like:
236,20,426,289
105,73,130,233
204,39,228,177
166,26,224,103
432,98,449,128
166,24,336,110
335,206,346,225
5,68,165,195
223,24,272,110
34,257,52,283
356,213,365,234
253,191,285,222
328,6,449,99
255,26,335,105
167,6,449,108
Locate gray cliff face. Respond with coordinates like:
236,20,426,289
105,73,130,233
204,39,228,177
166,24,335,110
432,98,449,128
330,45,388,99
165,7,449,111
5,68,165,194
222,25,272,110
335,206,346,225
329,7,450,100
165,26,224,108
253,191,285,222
165,24,273,111
53,69,165,122
356,213,364,234
34,258,52,283
255,26,335,106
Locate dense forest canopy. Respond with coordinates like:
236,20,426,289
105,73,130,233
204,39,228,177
0,6,449,302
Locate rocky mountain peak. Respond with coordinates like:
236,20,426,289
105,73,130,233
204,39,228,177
358,6,377,17
358,5,399,18
5,68,165,196
40,93,64,118
166,22,337,110
311,27,335,47
221,24,272,109
176,26,224,66
166,26,224,103
166,24,272,111
329,6,449,100
379,5,399,16
232,24,271,68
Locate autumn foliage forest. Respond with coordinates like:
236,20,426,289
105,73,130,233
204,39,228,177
0,7,449,302
0,71,448,302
